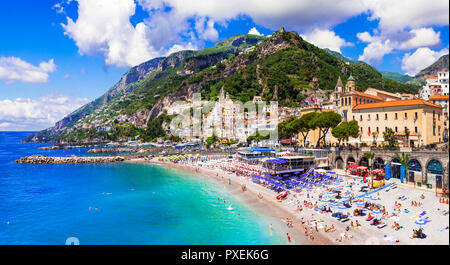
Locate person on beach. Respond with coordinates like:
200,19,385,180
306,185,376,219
286,233,291,243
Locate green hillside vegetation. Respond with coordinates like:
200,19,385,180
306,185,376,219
381,72,414,83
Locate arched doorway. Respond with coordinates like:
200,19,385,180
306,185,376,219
427,160,444,189
346,156,356,166
407,159,422,183
373,157,385,169
391,158,401,179
335,157,344,169
359,157,369,167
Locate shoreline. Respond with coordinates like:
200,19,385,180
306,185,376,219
127,158,449,245
127,158,336,245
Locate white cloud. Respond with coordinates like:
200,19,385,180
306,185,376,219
60,0,449,69
364,0,449,32
62,0,161,67
166,42,198,56
0,57,56,84
0,94,90,131
248,27,263,36
358,39,393,65
401,47,449,76
398,27,441,50
302,29,352,53
62,0,369,67
356,0,448,66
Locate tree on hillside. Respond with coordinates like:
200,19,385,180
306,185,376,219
313,112,342,147
297,112,318,147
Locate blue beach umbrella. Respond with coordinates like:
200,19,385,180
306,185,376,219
415,219,428,226
372,209,382,215
338,205,347,210
356,201,365,206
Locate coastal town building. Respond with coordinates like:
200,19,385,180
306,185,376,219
352,99,444,147
419,70,449,100
429,95,449,141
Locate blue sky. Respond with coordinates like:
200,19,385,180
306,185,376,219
0,0,448,131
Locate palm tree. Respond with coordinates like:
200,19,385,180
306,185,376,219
364,152,375,169
395,152,410,183
405,128,410,148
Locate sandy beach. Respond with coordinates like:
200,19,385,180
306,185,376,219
127,157,449,245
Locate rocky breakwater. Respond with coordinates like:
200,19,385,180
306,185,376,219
15,155,125,164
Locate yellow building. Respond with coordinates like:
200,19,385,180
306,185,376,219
352,99,444,147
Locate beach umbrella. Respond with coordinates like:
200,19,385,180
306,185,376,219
415,219,428,226
372,209,382,215
356,201,365,206
294,171,300,175
338,205,347,210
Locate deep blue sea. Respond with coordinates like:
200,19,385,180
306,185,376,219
0,132,287,245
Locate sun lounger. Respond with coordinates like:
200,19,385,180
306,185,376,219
377,224,387,229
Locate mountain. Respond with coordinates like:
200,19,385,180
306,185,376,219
24,29,420,143
410,54,449,86
323,49,415,84
380,71,413,83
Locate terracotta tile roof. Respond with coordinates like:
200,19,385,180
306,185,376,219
429,95,449,100
353,99,443,110
427,76,438,79
352,91,384,101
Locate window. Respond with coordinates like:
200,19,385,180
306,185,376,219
433,126,436,136
405,127,408,133
395,127,398,132
360,115,362,121
361,127,363,133
376,114,379,121
353,115,355,120
395,113,398,120
349,98,352,105
385,113,388,120
415,126,418,133
368,114,371,121
376,127,379,133
345,98,348,106
438,126,441,136
438,113,441,121
385,127,388,132
368,127,371,133
404,113,408,120
415,112,418,120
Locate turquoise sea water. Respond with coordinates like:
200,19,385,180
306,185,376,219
0,132,287,245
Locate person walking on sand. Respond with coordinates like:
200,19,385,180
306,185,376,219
286,233,291,243
229,178,231,185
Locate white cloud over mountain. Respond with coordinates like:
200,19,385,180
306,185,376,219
59,0,449,70
401,47,449,76
0,57,56,84
0,94,90,131
301,29,352,53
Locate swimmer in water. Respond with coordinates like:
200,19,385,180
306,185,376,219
89,206,92,211
269,224,273,231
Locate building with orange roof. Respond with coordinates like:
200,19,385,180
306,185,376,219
429,95,449,140
352,99,445,146
420,70,449,100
